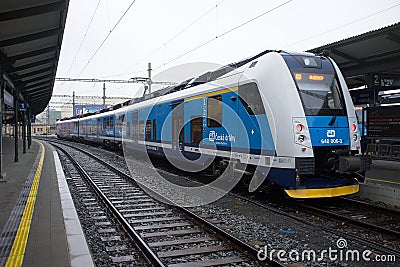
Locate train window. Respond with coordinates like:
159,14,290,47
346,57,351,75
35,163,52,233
132,112,138,141
238,82,265,115
103,118,107,128
125,122,131,137
145,120,152,141
139,120,144,140
190,116,203,144
172,101,184,143
293,56,321,68
173,118,184,142
115,114,125,128
153,119,157,140
110,117,114,128
115,116,119,129
98,118,101,134
207,95,222,127
293,71,346,116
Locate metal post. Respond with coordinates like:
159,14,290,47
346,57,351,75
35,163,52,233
361,106,366,154
13,88,18,162
22,110,26,154
47,105,49,136
147,62,152,94
72,91,75,116
0,69,4,179
103,83,106,108
27,108,31,149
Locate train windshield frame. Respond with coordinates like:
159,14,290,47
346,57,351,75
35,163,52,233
291,69,346,116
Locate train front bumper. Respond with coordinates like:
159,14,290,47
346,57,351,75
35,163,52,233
284,177,359,198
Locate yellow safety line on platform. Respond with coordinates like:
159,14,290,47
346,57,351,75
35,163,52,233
6,143,45,267
366,177,400,185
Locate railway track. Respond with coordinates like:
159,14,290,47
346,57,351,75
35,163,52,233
230,193,400,259
59,151,148,265
52,141,283,266
45,138,400,261
297,197,400,238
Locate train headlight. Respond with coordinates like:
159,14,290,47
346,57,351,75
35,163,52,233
298,135,306,142
351,123,357,132
353,134,358,142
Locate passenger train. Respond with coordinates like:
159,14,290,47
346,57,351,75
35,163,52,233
57,50,369,198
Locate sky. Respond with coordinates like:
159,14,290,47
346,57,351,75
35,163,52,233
51,0,400,109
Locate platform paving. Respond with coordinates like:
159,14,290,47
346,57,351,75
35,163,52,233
366,159,400,188
0,137,92,266
0,138,39,232
22,140,70,266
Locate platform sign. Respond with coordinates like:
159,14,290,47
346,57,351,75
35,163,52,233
18,102,27,112
350,89,375,105
367,106,400,138
4,90,13,107
367,74,400,90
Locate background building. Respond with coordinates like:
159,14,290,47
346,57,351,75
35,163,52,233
59,96,131,119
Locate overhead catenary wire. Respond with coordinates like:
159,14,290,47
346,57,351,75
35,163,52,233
62,0,102,94
140,0,226,64
153,0,294,71
55,1,399,102
77,0,137,78
65,0,102,76
284,2,400,49
107,0,227,78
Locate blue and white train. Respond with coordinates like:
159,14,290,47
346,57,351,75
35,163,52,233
57,50,369,198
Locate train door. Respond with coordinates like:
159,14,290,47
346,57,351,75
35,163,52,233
172,100,184,151
237,82,268,152
97,118,100,139
132,111,138,143
110,116,115,143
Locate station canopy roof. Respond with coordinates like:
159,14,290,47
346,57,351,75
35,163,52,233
308,22,400,89
0,0,69,115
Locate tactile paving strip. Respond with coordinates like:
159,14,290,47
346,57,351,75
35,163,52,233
0,143,43,266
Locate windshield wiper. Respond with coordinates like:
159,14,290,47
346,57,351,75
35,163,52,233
329,109,342,126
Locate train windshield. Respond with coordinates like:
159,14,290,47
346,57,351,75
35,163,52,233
292,71,346,116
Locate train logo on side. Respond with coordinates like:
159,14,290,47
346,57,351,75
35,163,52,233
208,131,236,144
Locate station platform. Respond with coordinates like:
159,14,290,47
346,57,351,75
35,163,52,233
0,137,93,266
365,160,400,188
356,159,400,207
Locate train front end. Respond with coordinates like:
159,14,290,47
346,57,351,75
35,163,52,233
281,52,368,198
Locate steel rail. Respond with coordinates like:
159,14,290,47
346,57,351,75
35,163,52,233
298,199,400,238
53,143,165,267
230,192,400,259
50,140,283,267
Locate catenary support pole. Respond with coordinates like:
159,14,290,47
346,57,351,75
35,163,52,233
13,88,18,162
22,109,26,154
103,83,106,108
27,108,31,149
72,91,75,116
0,68,4,178
148,62,152,94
